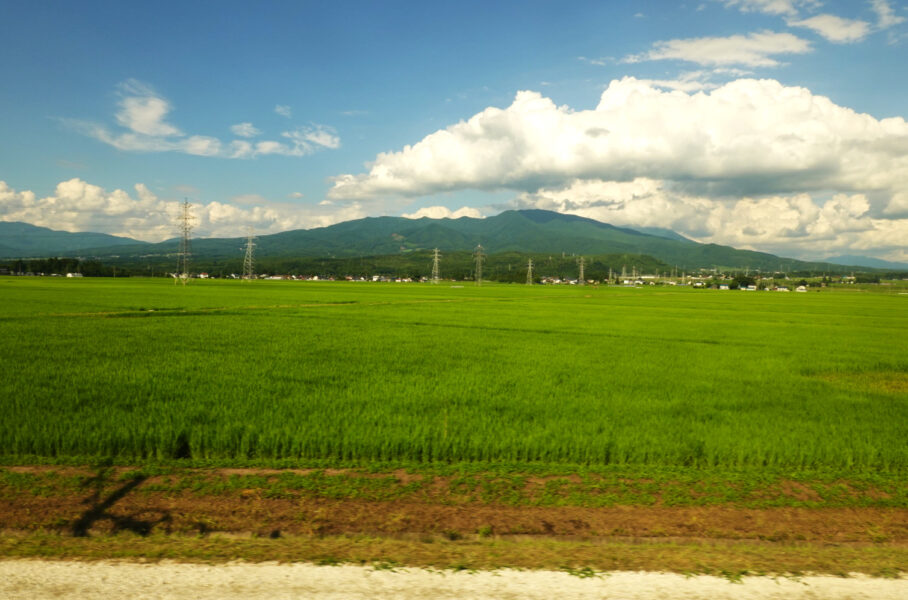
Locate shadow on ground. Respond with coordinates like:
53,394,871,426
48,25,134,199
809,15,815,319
71,463,171,537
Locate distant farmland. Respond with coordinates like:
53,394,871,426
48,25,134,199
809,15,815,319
0,276,905,470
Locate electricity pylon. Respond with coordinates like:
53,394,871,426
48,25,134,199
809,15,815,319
578,256,586,286
526,259,534,285
431,248,441,284
243,228,256,280
175,198,194,285
473,244,484,286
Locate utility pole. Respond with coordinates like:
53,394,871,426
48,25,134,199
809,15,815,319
431,248,441,284
473,244,484,286
175,198,194,285
577,256,585,286
243,228,256,280
526,258,534,285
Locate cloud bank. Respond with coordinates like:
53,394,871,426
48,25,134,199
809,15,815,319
328,77,908,261
515,178,907,262
330,78,908,206
0,179,366,242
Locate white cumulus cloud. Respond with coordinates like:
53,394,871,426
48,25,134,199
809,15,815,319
513,179,908,263
114,80,182,137
718,0,820,17
329,78,908,211
327,77,908,262
402,206,484,219
623,31,811,67
788,14,871,43
230,122,261,138
281,125,342,153
0,179,367,242
66,81,339,160
635,70,722,92
870,0,906,29
274,105,292,118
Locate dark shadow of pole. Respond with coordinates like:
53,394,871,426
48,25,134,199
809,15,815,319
71,464,170,537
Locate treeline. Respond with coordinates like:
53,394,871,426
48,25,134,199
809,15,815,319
134,250,671,282
2,257,129,277
15,251,900,282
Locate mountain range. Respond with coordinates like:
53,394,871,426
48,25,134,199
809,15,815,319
822,255,908,270
0,210,896,272
0,221,146,258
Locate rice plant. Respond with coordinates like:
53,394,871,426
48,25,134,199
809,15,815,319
0,276,905,469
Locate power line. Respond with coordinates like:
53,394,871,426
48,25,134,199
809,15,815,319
578,256,585,286
526,258,533,285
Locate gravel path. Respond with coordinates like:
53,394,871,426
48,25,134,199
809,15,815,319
1,560,906,599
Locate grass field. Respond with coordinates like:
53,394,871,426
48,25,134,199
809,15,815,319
0,276,905,471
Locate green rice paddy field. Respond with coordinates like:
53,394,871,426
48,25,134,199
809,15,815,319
0,276,905,472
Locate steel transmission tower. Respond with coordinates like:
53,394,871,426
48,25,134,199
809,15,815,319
578,256,586,286
175,198,194,284
243,228,256,280
431,248,441,284
473,244,485,286
526,259,534,285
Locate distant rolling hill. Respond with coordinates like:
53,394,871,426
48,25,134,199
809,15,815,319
824,255,908,270
62,209,853,272
0,221,147,258
625,226,693,242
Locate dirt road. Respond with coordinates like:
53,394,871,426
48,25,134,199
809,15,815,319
1,560,905,600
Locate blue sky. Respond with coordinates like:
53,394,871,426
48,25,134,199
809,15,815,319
1,0,906,261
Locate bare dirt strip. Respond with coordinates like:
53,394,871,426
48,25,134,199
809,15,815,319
2,493,907,544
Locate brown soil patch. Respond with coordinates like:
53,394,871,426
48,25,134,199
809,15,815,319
2,491,905,544
817,371,908,395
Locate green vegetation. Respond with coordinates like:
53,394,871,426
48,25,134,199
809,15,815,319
3,466,904,509
112,249,667,282
0,277,905,470
3,532,905,577
3,257,123,277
